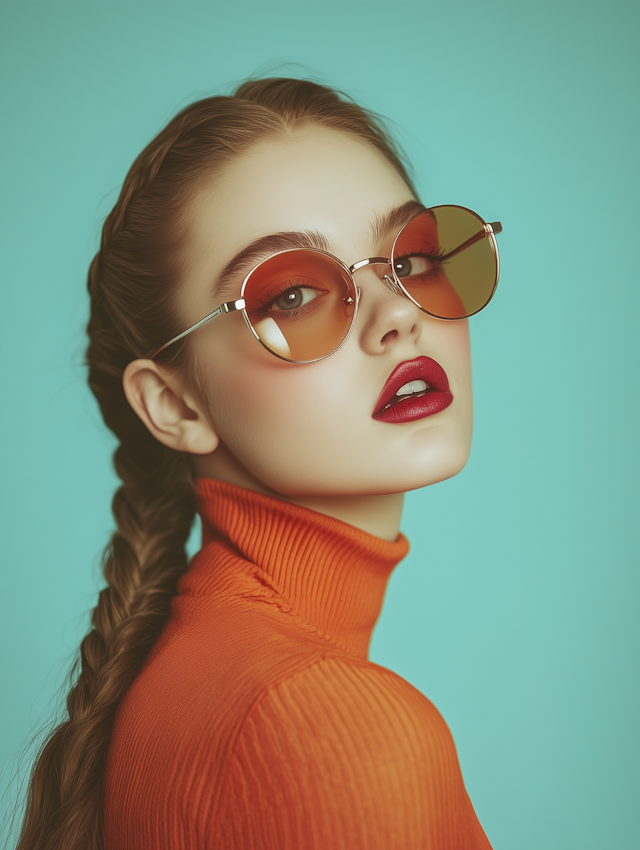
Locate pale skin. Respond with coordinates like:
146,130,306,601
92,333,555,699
123,127,473,541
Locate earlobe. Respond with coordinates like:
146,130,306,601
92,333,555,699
122,360,219,455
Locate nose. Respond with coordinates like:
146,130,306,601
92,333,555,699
352,263,422,356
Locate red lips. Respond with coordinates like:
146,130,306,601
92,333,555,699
373,356,453,424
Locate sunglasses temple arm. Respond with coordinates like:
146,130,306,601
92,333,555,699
147,298,246,359
437,221,503,263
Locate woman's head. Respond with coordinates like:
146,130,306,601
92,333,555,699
119,83,474,507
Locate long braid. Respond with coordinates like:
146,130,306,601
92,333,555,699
16,117,200,850
15,78,415,850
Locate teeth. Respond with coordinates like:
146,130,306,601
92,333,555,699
396,379,428,396
380,378,433,412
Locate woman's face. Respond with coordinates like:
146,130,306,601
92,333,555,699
179,126,472,498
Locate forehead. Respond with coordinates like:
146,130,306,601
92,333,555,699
186,126,416,274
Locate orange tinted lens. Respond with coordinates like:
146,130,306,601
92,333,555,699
243,250,356,361
392,207,498,319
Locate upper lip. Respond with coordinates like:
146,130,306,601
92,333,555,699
373,356,450,417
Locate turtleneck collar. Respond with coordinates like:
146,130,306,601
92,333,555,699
186,478,409,659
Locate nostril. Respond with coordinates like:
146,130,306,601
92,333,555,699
381,329,399,345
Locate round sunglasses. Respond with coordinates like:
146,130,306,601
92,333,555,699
149,205,502,364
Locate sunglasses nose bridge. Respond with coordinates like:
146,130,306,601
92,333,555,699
349,256,403,296
349,256,390,274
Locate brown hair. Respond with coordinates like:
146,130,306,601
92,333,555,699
15,77,414,850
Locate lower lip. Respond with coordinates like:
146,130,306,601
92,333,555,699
373,391,453,424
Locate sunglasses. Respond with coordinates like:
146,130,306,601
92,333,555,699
150,205,502,364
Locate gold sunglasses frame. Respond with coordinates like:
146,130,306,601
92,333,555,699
148,205,502,364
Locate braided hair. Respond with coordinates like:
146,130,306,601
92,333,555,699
15,78,414,850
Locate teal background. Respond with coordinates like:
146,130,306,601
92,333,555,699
1,2,638,847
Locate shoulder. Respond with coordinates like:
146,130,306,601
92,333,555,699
213,658,488,849
235,655,458,766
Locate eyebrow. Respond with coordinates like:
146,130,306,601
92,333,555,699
371,199,427,244
212,199,427,301
213,230,329,300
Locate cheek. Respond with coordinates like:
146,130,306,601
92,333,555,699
447,319,472,405
445,319,473,441
220,367,318,436
198,335,337,482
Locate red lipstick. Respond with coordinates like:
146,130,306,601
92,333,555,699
373,356,453,424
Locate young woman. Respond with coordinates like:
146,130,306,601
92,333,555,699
17,77,501,849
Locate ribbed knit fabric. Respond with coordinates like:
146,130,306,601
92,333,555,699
104,478,492,849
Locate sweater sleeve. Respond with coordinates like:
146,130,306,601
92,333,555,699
214,657,492,850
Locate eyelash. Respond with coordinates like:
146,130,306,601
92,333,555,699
394,244,447,265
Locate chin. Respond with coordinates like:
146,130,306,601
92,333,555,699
279,452,470,499
390,437,472,494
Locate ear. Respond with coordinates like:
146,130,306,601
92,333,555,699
122,359,219,455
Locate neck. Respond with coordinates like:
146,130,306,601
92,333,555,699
190,478,410,658
285,492,404,541
192,444,405,541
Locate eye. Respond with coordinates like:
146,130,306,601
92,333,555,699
273,286,319,311
393,255,434,279
250,276,330,324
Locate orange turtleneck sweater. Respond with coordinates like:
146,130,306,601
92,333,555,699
104,479,492,849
